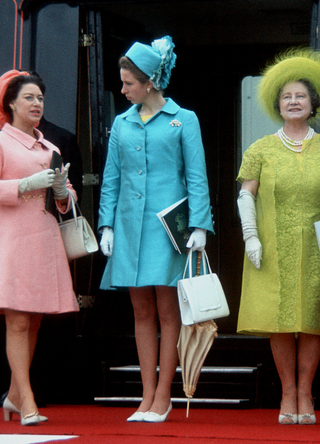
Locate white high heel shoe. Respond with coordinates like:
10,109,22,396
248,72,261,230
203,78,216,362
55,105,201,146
298,413,316,425
278,412,298,425
3,397,48,424
3,397,20,421
298,398,316,424
21,412,41,426
144,403,172,423
127,411,149,422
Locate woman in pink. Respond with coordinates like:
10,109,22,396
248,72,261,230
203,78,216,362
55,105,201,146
0,70,79,425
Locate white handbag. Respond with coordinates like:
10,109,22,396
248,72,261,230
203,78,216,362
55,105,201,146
58,194,99,261
177,250,229,325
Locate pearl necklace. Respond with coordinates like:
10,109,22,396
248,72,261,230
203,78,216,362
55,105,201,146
278,126,315,152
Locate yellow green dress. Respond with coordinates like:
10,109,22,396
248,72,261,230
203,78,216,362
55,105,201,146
237,134,320,336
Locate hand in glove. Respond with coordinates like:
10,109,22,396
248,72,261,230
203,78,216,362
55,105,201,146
100,227,114,256
52,163,70,199
186,228,207,251
237,189,262,269
245,236,262,270
18,169,56,194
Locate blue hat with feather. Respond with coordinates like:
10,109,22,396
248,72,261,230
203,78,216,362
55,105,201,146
125,36,177,90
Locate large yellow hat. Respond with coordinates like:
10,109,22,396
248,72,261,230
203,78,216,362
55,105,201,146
258,47,320,122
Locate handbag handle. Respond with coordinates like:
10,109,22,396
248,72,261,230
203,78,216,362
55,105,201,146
182,249,213,280
58,192,81,227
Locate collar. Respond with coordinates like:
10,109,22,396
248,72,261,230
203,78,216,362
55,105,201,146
1,123,51,150
120,98,180,123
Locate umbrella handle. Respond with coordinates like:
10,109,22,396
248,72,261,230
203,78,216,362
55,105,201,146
196,251,201,276
187,397,190,418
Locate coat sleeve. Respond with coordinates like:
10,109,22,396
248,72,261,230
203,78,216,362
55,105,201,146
181,110,214,234
98,117,121,232
0,179,20,206
0,145,20,206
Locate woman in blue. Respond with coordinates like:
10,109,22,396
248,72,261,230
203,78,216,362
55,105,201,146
98,36,213,422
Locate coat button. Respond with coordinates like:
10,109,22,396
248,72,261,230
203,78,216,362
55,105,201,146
138,170,142,175
137,146,141,151
137,194,141,199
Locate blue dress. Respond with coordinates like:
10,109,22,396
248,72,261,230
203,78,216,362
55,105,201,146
98,98,214,289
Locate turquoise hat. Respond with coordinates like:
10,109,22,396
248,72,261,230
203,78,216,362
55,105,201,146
125,36,177,90
126,42,161,78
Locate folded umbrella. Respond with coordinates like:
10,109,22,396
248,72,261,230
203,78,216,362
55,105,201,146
177,251,219,417
177,317,218,417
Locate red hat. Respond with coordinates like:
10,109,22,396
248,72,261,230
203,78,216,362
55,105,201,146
0,70,29,129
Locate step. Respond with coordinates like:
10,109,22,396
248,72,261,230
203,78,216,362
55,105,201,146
109,365,258,374
95,364,261,406
94,396,249,405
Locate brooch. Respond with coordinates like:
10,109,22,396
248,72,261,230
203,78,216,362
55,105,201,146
169,119,182,127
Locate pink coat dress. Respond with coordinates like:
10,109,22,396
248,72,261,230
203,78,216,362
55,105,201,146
0,123,79,314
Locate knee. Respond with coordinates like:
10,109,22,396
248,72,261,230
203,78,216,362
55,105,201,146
158,309,180,327
133,302,157,323
157,301,180,326
6,312,30,333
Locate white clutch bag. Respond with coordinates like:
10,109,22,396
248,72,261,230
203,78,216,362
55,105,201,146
58,194,99,261
177,250,229,325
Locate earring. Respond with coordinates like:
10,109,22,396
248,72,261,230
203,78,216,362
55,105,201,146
10,105,16,111
147,87,150,94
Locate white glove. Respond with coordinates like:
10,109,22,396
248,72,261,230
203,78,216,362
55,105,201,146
100,227,114,256
52,163,70,199
186,228,207,251
18,169,56,194
237,189,262,269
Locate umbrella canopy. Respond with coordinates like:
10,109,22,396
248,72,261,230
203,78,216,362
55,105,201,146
177,319,218,417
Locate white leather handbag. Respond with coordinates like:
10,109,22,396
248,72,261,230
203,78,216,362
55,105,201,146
177,250,229,325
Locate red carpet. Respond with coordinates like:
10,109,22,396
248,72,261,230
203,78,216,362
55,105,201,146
1,405,320,444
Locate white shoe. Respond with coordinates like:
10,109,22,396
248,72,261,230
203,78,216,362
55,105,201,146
3,396,48,423
3,397,20,421
144,403,172,423
21,412,41,426
127,411,148,422
298,413,316,424
278,413,298,424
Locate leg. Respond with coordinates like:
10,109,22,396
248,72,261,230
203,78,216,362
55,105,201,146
129,286,159,413
297,333,320,423
8,312,42,410
149,286,181,415
5,309,42,418
270,333,297,424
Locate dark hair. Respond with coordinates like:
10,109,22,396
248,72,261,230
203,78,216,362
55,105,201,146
3,74,46,122
274,78,320,118
119,56,150,85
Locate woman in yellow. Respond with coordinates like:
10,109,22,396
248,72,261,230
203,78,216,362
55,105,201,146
237,49,320,425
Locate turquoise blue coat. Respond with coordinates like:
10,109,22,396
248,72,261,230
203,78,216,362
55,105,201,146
98,98,214,289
